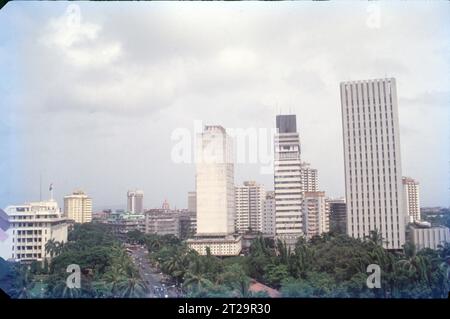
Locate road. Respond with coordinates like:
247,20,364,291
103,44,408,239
128,245,181,298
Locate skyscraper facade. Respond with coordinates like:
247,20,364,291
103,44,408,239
341,78,405,249
127,190,144,214
187,125,241,256
64,190,92,223
328,198,347,234
262,191,276,237
301,162,318,192
195,125,235,236
274,114,303,246
302,191,329,239
402,177,421,223
235,181,265,234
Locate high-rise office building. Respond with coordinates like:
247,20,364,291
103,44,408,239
302,191,329,239
274,114,303,247
127,190,144,214
235,181,265,234
262,191,276,237
402,177,421,223
301,162,318,192
328,198,347,234
195,125,235,235
187,125,241,256
341,78,405,249
0,199,68,262
64,190,92,223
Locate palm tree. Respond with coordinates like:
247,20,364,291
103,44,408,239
11,266,34,299
397,242,428,282
103,264,127,297
183,271,212,289
162,248,187,282
364,229,385,247
117,269,147,298
45,239,57,259
51,280,83,298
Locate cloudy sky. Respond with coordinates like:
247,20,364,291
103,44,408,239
0,1,449,210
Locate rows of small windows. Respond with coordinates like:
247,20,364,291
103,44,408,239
14,245,43,251
13,237,42,243
13,253,42,259
13,229,47,235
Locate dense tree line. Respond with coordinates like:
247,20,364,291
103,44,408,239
1,223,147,298
2,225,449,298
129,230,450,298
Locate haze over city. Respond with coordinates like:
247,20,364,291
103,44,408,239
1,1,449,210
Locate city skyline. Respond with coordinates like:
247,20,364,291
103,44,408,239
1,2,449,210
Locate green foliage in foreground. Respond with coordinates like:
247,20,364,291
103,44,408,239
2,223,147,298
3,225,449,298
143,230,450,298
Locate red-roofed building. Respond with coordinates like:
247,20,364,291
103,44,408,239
248,279,281,298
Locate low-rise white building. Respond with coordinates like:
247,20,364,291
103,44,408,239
186,235,242,256
408,223,450,250
0,199,69,262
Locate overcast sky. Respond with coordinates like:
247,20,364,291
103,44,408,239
0,1,449,210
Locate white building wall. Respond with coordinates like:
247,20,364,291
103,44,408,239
196,125,235,236
409,226,450,250
0,200,69,262
402,177,421,223
341,78,405,249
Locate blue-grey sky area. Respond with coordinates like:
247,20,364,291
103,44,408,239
0,2,449,210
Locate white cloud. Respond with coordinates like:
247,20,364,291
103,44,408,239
2,2,449,208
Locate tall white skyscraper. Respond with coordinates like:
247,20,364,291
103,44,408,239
301,162,318,192
127,190,144,214
187,125,241,256
64,190,92,223
235,181,265,234
402,177,421,223
274,114,303,247
341,78,405,249
195,125,235,236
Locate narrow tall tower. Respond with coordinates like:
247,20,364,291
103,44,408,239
274,114,303,247
340,78,405,249
196,125,235,236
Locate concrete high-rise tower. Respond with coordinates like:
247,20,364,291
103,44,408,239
402,177,421,223
274,114,303,247
235,181,265,234
64,190,92,223
341,78,405,249
301,162,318,192
195,125,235,235
187,125,241,256
127,190,144,214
